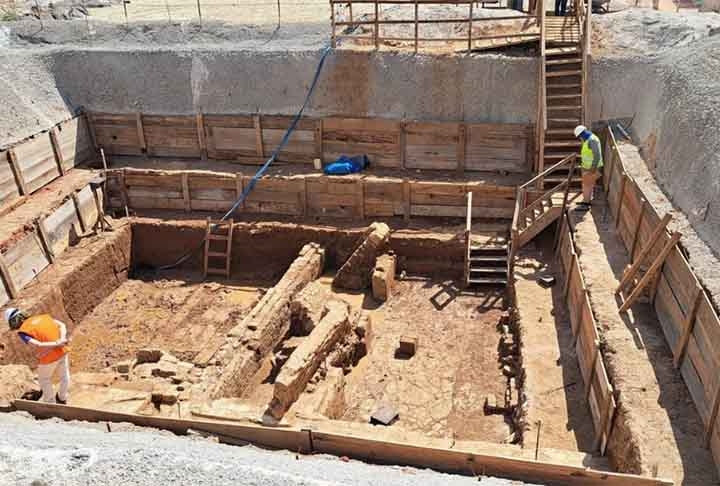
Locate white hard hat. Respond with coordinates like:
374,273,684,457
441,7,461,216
4,307,19,323
574,125,587,138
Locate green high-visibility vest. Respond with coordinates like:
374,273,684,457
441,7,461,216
580,133,604,170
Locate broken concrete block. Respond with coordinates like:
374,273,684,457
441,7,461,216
397,335,417,359
334,222,391,290
372,252,397,302
370,401,398,426
136,348,163,364
270,300,351,419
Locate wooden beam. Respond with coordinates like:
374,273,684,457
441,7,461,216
136,112,147,153
196,113,208,161
357,178,365,220
35,217,56,263
673,286,703,368
585,341,600,401
181,173,191,212
457,123,467,175
403,179,411,222
315,119,323,160
413,0,419,53
707,384,720,448
400,121,407,170
593,386,614,453
11,399,673,486
614,173,627,229
374,1,380,49
254,115,264,158
616,213,672,295
7,149,28,195
629,198,647,262
0,253,19,299
619,232,681,313
49,128,65,175
71,191,87,234
563,252,576,300
235,174,245,210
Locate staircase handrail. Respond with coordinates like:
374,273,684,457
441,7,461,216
520,153,576,191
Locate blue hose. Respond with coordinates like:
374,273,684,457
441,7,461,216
158,44,334,271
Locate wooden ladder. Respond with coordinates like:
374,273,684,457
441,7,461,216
203,219,234,278
537,0,591,189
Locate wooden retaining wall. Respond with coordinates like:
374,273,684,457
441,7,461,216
0,183,103,308
89,112,534,174
1,115,95,213
13,400,671,485
603,127,720,471
106,168,517,220
555,212,617,455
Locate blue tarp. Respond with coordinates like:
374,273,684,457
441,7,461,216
322,155,369,175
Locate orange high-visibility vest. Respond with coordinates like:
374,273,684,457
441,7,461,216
18,314,67,365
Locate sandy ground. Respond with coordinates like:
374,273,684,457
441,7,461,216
571,194,717,485
342,278,512,442
0,413,537,486
68,269,267,371
514,236,596,454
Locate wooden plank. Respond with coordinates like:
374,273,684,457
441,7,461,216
403,179,410,221
315,119,323,158
49,127,65,176
182,173,191,212
614,173,627,229
619,232,682,313
0,150,22,208
465,123,530,173
404,121,459,170
12,399,672,486
673,286,703,368
357,178,365,220
254,115,264,158
12,134,62,194
143,115,202,158
0,253,19,300
35,217,56,263
41,197,81,257
55,116,94,171
197,113,208,161
457,123,466,174
629,198,647,262
3,230,51,290
616,213,671,295
707,386,720,448
322,117,402,168
136,112,147,152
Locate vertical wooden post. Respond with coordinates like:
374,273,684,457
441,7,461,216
303,177,309,218
374,1,380,50
7,149,27,195
181,173,191,212
196,113,208,161
673,286,702,369
629,198,647,263
400,121,407,170
0,254,18,299
235,173,245,210
706,384,720,449
254,114,264,159
315,119,323,161
403,179,411,222
564,252,576,300
614,173,627,228
414,1,419,53
135,112,147,154
119,169,130,216
467,2,474,51
585,341,600,401
35,218,56,263
330,1,337,48
72,191,87,234
49,127,65,175
357,178,365,220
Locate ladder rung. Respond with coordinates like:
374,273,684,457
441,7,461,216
469,256,507,263
546,70,582,78
546,58,582,65
468,277,507,285
207,234,230,241
207,251,228,258
547,105,583,111
546,93,582,100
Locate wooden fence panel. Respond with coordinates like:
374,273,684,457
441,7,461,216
2,230,51,290
1,150,22,208
13,133,62,194
143,115,202,158
616,180,643,251
322,117,402,168
41,198,81,257
91,113,142,155
306,175,362,219
261,116,318,163
55,116,95,171
204,115,257,160
465,123,530,173
245,177,304,216
364,177,403,217
404,121,459,170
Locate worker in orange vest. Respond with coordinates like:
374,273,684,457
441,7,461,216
4,307,70,404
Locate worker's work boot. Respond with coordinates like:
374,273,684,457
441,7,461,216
55,393,67,405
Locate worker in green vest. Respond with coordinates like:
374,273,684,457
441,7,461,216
574,125,604,209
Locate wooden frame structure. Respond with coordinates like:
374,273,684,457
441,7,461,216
13,399,672,485
603,125,720,469
329,0,541,52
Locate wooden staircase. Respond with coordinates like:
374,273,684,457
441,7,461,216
536,1,591,189
463,192,510,288
203,219,234,278
509,155,577,263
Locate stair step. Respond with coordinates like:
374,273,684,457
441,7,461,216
546,93,582,100
546,70,582,78
546,128,575,136
468,277,508,285
545,58,582,66
470,267,508,274
544,141,581,148
469,255,507,263
470,245,507,253
547,105,583,111
547,119,582,126
546,46,581,56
